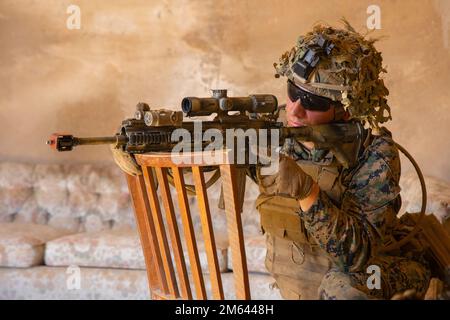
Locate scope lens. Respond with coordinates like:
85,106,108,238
181,98,192,114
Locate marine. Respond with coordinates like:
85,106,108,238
257,20,431,299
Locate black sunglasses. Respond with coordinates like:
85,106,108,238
287,80,334,112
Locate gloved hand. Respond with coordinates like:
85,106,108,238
258,155,314,200
110,145,142,176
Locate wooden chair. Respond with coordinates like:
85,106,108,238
125,150,251,300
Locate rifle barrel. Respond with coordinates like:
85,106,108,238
75,136,124,146
47,134,127,152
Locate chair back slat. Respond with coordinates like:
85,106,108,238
191,166,225,300
154,167,192,300
142,167,180,299
133,174,169,295
126,175,161,293
219,165,251,299
171,166,207,300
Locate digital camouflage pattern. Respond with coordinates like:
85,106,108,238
319,256,431,299
274,20,391,129
281,128,431,299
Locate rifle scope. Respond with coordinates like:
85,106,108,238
181,89,278,117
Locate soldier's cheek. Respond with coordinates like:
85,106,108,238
286,106,308,127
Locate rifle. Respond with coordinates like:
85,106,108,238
47,89,365,210
47,89,365,168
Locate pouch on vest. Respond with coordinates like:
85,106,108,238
256,190,335,299
256,194,309,244
265,235,332,299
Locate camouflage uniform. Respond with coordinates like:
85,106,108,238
280,127,431,299
263,21,432,299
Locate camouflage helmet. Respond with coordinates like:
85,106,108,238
274,20,391,128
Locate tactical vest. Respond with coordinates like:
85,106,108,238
256,128,380,299
256,160,345,299
255,126,376,299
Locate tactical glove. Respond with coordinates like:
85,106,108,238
110,145,142,176
258,155,314,200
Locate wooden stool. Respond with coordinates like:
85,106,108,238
125,150,250,300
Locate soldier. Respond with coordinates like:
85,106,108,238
257,21,431,299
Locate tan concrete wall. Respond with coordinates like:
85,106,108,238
1,0,449,181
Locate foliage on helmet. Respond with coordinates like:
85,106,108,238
274,19,391,129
